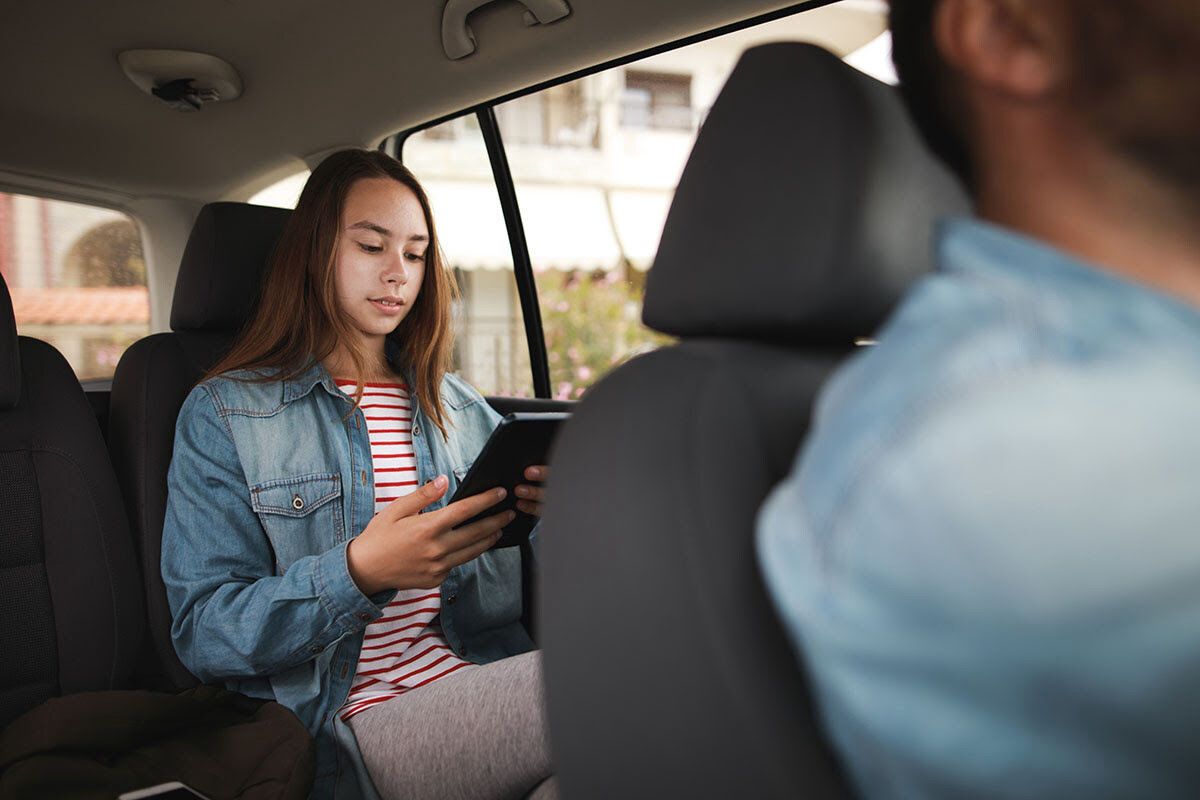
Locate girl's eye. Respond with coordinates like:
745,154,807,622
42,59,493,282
358,243,383,254
405,252,426,262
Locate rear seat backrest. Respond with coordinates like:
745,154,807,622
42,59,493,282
108,203,289,689
0,275,143,727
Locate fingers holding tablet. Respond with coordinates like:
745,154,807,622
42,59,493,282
514,464,549,517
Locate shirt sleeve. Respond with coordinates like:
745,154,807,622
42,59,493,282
757,365,1200,798
162,384,385,682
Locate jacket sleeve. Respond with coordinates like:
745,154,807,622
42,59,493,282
162,384,383,682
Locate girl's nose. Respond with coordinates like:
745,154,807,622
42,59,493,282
385,255,408,285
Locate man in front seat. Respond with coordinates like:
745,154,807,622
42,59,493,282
758,1,1200,796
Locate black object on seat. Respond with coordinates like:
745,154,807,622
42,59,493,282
537,44,969,798
0,275,144,728
108,202,289,689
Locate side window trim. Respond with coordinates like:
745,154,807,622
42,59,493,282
476,107,551,399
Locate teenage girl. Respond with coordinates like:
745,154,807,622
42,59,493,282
163,149,555,800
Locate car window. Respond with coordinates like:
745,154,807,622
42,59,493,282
404,117,536,398
0,190,149,381
495,4,888,398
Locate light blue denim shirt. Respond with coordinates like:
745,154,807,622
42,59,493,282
758,218,1200,799
162,357,534,800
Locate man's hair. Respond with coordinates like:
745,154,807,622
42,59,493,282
889,0,974,186
890,1,1200,200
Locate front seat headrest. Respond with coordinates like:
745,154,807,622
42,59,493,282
0,275,20,410
170,202,291,333
643,42,969,345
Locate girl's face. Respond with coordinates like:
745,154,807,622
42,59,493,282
334,177,429,349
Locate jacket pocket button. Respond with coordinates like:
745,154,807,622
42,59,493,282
446,594,457,605
310,644,323,654
356,612,371,622
292,495,304,510
412,424,421,437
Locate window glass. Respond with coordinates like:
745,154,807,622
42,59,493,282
248,170,311,209
496,2,887,399
620,71,693,131
0,191,149,381
404,118,535,397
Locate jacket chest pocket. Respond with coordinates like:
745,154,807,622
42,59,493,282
250,473,344,572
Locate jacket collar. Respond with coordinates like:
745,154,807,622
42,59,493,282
281,359,336,405
281,339,409,405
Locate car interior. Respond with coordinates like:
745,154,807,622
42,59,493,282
0,0,968,795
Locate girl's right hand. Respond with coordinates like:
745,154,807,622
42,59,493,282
346,474,513,595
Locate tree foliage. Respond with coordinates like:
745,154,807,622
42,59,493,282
535,269,673,399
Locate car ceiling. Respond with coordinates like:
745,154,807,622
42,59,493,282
0,0,808,204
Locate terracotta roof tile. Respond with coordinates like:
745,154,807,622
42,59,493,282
11,287,150,325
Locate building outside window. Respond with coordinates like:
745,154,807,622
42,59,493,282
620,71,693,131
0,191,149,381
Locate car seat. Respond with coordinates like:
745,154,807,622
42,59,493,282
0,274,144,727
537,42,969,798
108,202,290,689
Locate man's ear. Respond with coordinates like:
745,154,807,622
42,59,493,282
934,0,1063,99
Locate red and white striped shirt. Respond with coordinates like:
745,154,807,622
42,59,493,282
336,379,474,720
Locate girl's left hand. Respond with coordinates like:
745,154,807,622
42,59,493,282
514,465,549,517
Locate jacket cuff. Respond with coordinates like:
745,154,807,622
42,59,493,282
313,541,390,634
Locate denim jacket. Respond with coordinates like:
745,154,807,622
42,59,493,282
162,356,534,800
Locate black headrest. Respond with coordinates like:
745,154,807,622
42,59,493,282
0,275,20,410
170,202,291,333
643,43,970,344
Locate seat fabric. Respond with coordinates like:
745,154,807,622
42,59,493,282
538,42,968,799
108,202,289,689
0,277,143,728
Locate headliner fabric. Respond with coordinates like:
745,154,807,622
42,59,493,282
170,202,291,333
643,42,969,344
0,277,21,411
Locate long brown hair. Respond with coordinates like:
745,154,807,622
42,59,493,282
207,148,458,437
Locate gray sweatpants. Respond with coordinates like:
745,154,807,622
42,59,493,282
348,650,556,800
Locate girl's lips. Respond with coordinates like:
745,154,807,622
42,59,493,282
369,298,405,315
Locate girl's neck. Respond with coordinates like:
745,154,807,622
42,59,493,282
322,344,399,383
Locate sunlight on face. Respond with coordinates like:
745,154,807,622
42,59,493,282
334,177,429,349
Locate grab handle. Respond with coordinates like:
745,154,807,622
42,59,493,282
442,0,571,60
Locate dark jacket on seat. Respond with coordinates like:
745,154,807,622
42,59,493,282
0,685,314,800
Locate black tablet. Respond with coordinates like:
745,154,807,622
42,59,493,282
449,411,570,549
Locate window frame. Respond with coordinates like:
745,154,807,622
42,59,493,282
389,0,830,398
0,188,152,384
